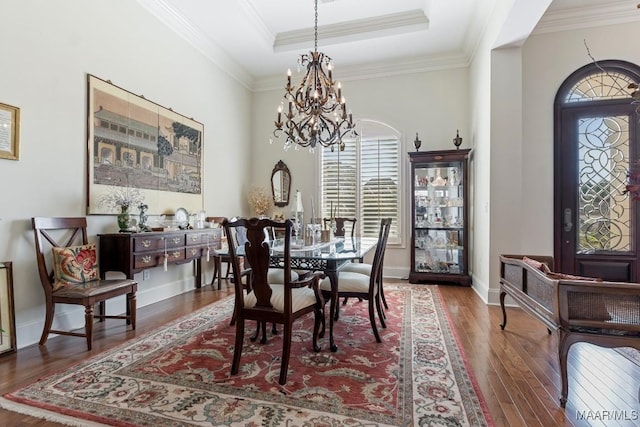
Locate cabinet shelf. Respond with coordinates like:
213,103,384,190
414,226,464,231
415,247,465,253
409,149,472,286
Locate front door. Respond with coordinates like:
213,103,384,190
555,61,640,282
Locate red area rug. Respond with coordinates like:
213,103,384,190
1,284,493,426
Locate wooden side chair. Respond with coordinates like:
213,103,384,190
320,218,391,342
323,217,357,238
224,217,324,385
324,217,362,306
206,216,232,289
341,218,391,310
32,217,137,351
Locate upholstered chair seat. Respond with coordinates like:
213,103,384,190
267,269,299,284
340,263,371,275
244,284,318,313
320,272,369,293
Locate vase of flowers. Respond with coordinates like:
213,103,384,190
100,186,145,232
248,186,273,218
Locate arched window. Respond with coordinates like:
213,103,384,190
564,66,637,102
554,60,640,280
319,120,401,243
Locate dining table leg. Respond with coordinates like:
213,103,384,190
327,270,339,352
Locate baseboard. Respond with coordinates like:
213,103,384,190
383,266,411,279
15,277,196,350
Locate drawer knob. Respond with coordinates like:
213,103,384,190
172,251,181,258
142,240,151,248
190,248,198,255
142,256,152,264
190,235,198,242
172,237,181,244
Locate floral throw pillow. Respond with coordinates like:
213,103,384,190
52,243,99,291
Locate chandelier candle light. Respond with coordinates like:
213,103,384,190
273,0,355,152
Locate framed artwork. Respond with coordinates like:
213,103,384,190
86,74,204,215
0,102,20,160
0,262,16,357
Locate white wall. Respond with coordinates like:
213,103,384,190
251,70,470,276
468,0,515,301
479,19,640,304
0,0,252,348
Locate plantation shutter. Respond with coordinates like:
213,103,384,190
321,130,400,244
321,140,357,220
360,138,399,241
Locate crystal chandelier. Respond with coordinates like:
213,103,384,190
273,0,355,152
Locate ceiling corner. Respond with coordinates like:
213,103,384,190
135,0,256,90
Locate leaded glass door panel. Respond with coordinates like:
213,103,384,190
555,60,640,282
577,115,630,254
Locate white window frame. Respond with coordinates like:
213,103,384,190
318,119,404,246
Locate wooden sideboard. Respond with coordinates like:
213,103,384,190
98,229,221,288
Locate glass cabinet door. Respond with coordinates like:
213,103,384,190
409,148,471,286
413,163,465,275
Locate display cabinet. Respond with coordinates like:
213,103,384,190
409,149,471,285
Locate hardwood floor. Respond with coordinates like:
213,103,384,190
0,279,638,426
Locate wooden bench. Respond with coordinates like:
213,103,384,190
499,254,640,407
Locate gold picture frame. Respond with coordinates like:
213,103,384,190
0,102,20,160
0,262,17,356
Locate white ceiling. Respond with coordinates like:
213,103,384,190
136,0,640,90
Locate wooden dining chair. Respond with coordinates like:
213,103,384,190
224,217,324,385
324,217,360,306
341,218,391,310
206,216,232,289
319,218,391,342
32,217,137,351
323,217,357,238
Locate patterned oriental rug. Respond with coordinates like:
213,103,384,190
1,284,493,427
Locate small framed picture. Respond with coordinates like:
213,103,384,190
0,102,20,161
0,262,16,356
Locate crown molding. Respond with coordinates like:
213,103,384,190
135,0,254,90
253,53,469,92
533,1,640,35
273,9,429,52
237,0,275,46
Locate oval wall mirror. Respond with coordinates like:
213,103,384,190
271,160,291,207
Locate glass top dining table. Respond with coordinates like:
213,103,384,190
240,236,378,352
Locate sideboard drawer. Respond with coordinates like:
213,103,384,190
186,246,204,260
187,230,222,246
186,233,203,245
134,253,160,269
165,235,185,248
166,249,185,262
134,236,163,252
